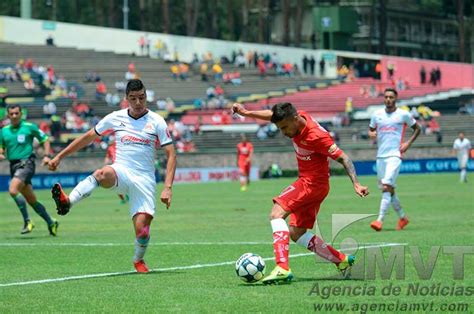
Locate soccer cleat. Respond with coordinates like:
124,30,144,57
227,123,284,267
396,217,409,231
261,265,293,285
48,220,59,236
51,183,71,216
370,220,382,232
336,255,356,279
21,220,34,234
134,260,149,273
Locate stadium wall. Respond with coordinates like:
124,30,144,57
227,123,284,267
381,57,474,88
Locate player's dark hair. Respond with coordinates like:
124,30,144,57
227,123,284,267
126,79,145,95
384,88,398,96
271,102,297,123
7,104,22,113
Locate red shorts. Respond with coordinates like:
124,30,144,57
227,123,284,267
273,177,330,229
238,162,251,176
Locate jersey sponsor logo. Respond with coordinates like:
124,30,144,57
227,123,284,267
120,135,151,146
379,126,398,132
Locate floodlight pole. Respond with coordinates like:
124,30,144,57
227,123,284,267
21,0,32,19
123,0,129,30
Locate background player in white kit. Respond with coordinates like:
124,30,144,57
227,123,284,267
452,132,471,183
47,79,177,273
368,88,420,232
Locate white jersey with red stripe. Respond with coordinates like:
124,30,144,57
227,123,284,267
94,109,172,174
369,108,416,158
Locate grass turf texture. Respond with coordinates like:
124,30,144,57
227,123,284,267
0,173,472,312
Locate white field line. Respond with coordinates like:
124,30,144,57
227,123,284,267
0,242,406,288
0,241,404,247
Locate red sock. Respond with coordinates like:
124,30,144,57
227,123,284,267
273,231,290,270
307,235,346,264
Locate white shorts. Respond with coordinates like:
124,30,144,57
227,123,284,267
109,164,156,218
458,155,468,169
377,157,402,188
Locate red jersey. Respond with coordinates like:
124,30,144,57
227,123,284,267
292,111,343,181
106,142,117,163
237,142,254,164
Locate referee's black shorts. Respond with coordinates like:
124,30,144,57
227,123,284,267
10,156,36,185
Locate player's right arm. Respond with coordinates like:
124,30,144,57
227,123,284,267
368,114,377,139
0,131,5,161
48,129,98,171
232,103,272,121
0,147,5,161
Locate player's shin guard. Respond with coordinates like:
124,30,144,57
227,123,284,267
271,218,290,270
31,202,53,225
296,232,345,264
11,194,29,222
68,175,99,205
377,192,392,222
391,194,405,218
133,226,150,262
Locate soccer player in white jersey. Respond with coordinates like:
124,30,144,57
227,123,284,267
452,132,471,183
368,88,420,232
47,79,177,273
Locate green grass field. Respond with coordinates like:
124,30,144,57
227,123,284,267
0,173,473,313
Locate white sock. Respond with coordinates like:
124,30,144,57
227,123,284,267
377,192,392,222
392,194,405,218
69,175,99,205
133,237,149,262
461,169,467,182
270,218,289,233
295,231,313,248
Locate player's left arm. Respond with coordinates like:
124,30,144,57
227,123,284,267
336,151,369,197
160,143,177,209
400,114,421,154
0,132,5,161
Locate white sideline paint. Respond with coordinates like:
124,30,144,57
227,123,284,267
0,241,404,247
0,243,405,288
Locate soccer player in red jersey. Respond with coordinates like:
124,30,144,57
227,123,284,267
104,136,128,204
232,102,369,284
236,134,253,191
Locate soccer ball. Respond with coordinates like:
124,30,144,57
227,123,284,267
235,253,266,283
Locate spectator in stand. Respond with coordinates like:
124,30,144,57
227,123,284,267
212,62,223,82
309,56,315,76
128,62,136,73
95,80,107,100
410,106,420,120
138,36,146,55
420,66,426,85
68,86,78,100
302,55,309,75
156,99,167,111
345,97,353,121
206,86,216,99
435,67,441,86
429,68,437,86
46,34,55,46
200,63,209,82
0,87,8,108
179,63,189,81
39,120,51,136
387,61,395,80
43,101,57,119
215,85,224,97
426,118,442,144
115,81,126,92
166,97,175,112
105,93,121,107
120,98,129,109
50,115,61,140
170,64,180,81
24,79,35,93
319,58,325,77
146,89,155,104
396,78,406,91
257,58,266,78
417,104,433,121
235,53,246,68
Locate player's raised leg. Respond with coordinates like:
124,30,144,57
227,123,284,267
132,213,153,273
52,166,116,215
262,204,293,284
